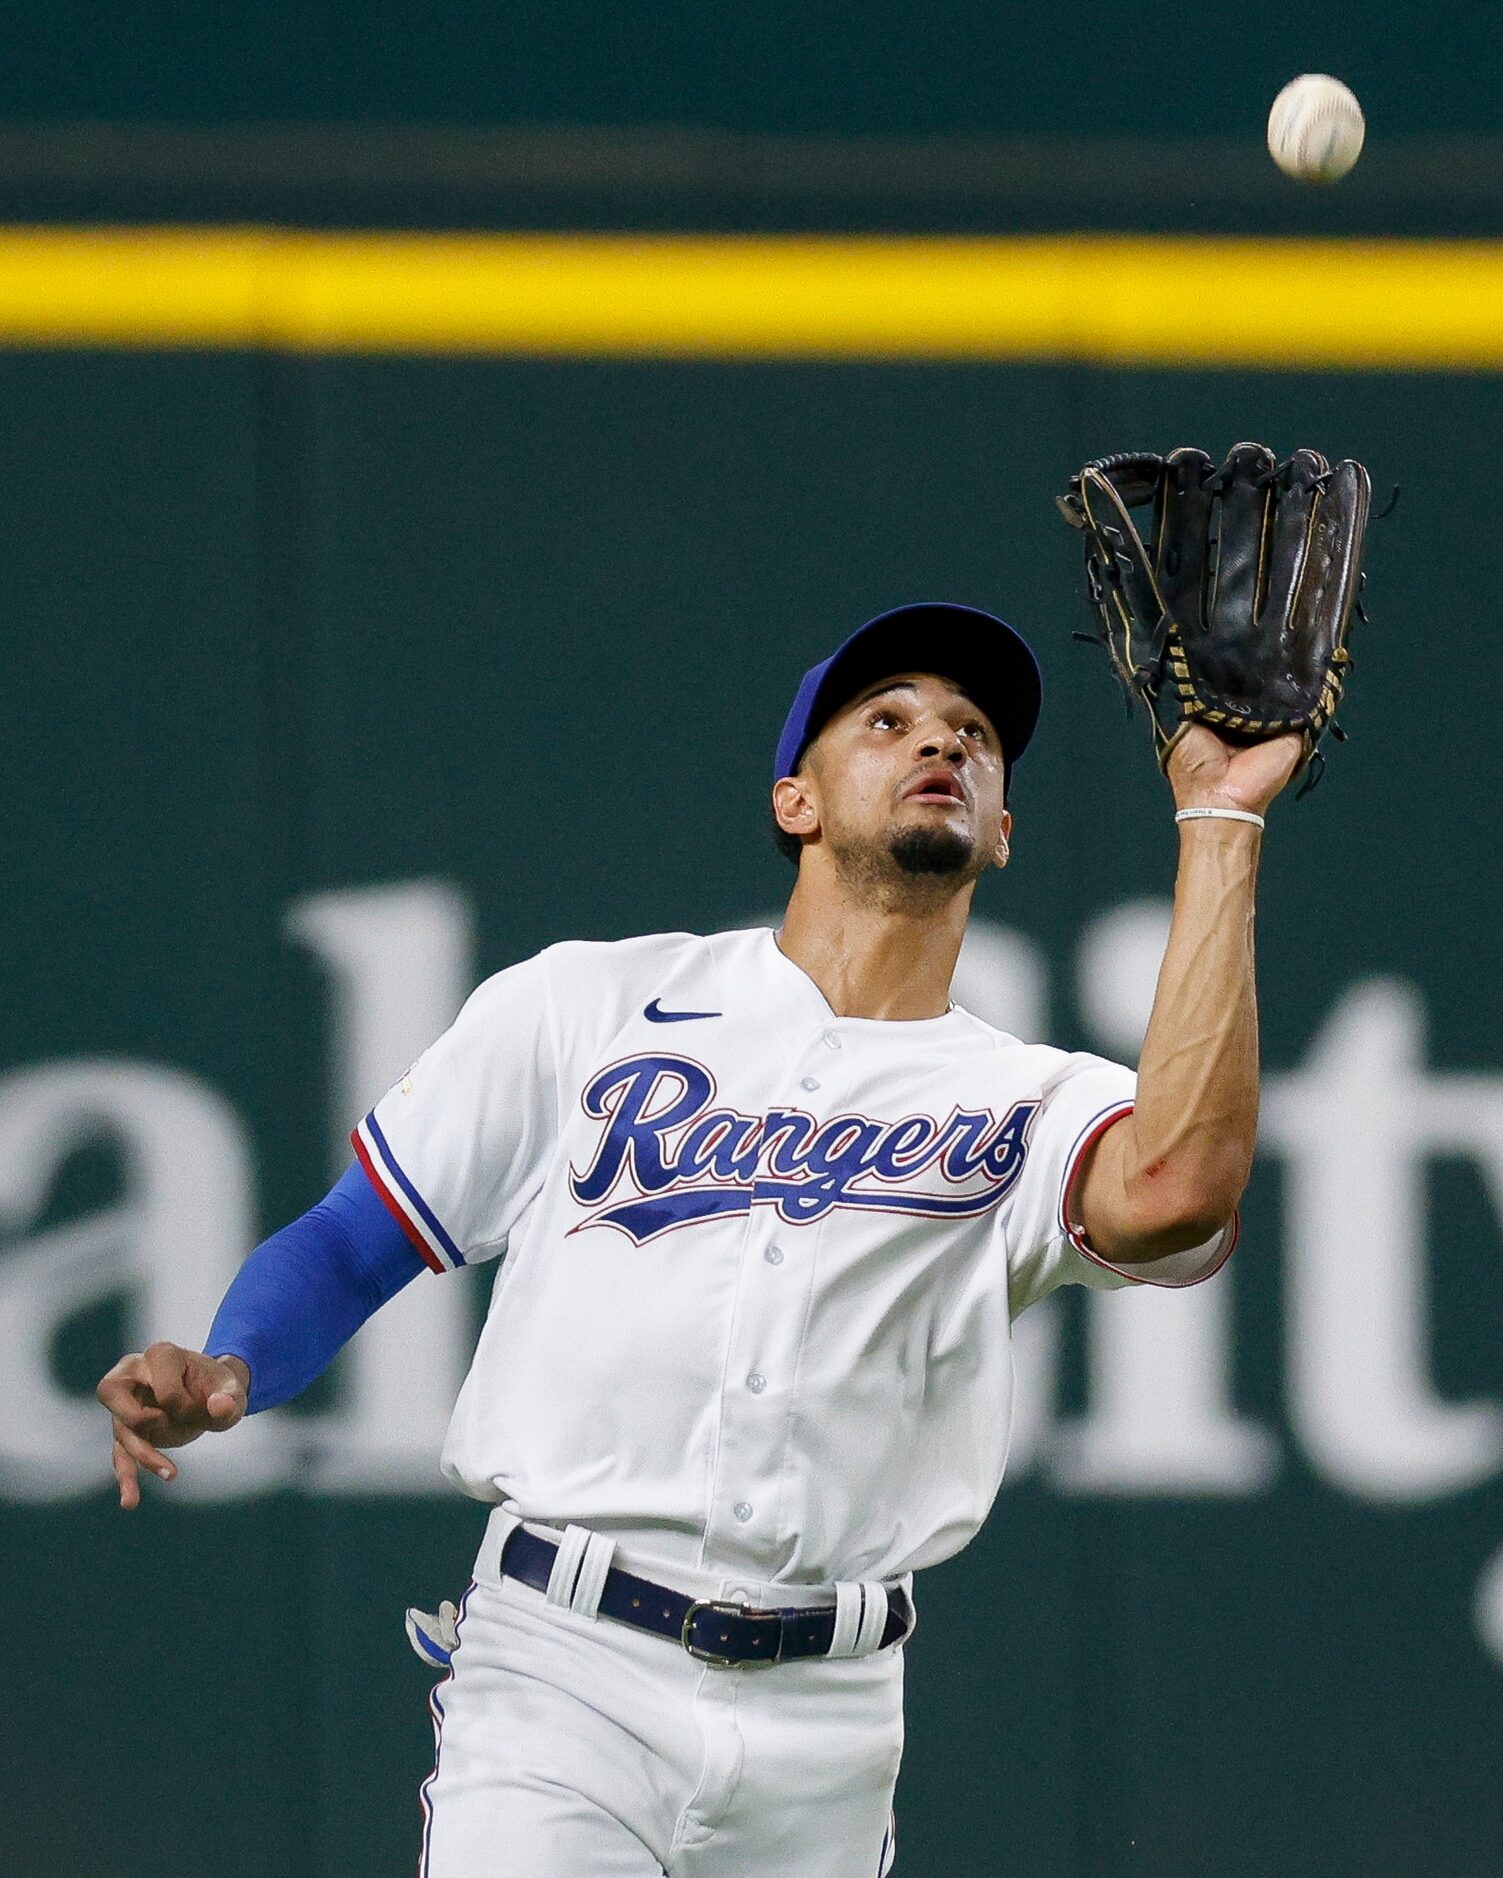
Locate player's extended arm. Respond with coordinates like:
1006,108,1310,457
1073,723,1302,1263
95,1165,424,1508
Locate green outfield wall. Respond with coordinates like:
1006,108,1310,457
0,0,1493,144
3,342,1500,1878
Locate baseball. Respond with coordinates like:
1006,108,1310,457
1267,74,1365,183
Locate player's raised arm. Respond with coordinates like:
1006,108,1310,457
1058,440,1370,1263
1071,724,1298,1261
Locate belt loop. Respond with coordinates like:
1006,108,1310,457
828,1582,889,1657
568,1531,617,1620
828,1582,865,1657
826,1585,898,1660
545,1524,593,1609
853,1582,890,1656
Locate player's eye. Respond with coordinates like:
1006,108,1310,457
961,722,989,743
869,709,903,731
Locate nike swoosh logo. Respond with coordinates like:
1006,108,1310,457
644,999,722,1024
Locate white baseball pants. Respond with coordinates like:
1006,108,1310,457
417,1512,906,1877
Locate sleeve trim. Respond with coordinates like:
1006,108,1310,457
351,1112,466,1273
1059,1100,1240,1291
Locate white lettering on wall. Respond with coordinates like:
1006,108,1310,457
6,888,1503,1664
1475,1543,1503,1664
1263,978,1503,1502
1055,901,1279,1494
286,881,479,1491
951,919,1047,1042
0,1061,288,1499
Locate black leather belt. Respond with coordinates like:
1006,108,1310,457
500,1525,912,1668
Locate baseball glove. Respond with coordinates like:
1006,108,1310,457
1058,441,1372,791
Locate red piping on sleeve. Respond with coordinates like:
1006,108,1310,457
1060,1101,1241,1290
350,1126,447,1274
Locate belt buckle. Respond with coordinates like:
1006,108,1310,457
681,1597,782,1669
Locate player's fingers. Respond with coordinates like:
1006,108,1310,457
111,1416,177,1483
203,1388,246,1431
96,1351,154,1417
112,1437,142,1511
186,1352,248,1429
99,1388,170,1436
141,1342,199,1420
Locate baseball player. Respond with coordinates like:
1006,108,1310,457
99,599,1287,1877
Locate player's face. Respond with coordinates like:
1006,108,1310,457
783,671,1012,882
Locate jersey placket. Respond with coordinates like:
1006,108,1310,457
699,1020,848,1580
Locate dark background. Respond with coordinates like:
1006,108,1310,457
3,10,1502,1877
0,1,1495,140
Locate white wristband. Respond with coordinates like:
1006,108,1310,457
1175,807,1266,831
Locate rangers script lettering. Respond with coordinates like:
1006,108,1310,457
569,1053,1040,1240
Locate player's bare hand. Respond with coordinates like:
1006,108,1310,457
1167,725,1304,819
96,1344,250,1510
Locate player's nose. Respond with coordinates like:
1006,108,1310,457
914,721,966,765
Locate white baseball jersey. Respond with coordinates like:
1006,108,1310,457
353,926,1233,1586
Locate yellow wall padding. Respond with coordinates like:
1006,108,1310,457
0,228,1497,368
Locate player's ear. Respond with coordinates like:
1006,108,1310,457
772,774,820,843
991,808,1013,870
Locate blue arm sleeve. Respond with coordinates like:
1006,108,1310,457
206,1163,426,1414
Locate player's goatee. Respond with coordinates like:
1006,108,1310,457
889,824,977,877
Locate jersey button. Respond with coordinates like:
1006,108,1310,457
746,1372,767,1394
764,1245,784,1266
822,1029,842,1049
733,1501,754,1523
800,1076,820,1092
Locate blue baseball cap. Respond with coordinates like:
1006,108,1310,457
774,602,1043,785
